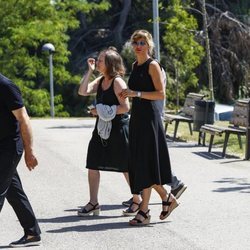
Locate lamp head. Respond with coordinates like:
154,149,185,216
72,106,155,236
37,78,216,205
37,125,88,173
42,43,55,53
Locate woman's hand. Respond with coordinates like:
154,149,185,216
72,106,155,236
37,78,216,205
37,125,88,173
120,88,137,99
87,58,96,72
89,108,97,116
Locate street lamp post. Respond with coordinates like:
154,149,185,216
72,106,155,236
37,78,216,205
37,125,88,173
42,43,55,118
153,0,160,61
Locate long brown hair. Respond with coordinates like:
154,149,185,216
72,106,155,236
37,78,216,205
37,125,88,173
101,47,126,78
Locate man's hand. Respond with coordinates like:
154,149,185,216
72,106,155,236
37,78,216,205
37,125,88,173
12,107,38,171
24,151,38,171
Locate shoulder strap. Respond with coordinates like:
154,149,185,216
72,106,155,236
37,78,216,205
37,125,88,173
111,75,121,87
131,61,137,70
97,76,105,92
151,58,164,70
146,58,153,66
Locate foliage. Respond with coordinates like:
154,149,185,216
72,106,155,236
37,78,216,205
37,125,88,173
192,0,250,104
162,0,205,107
0,0,249,116
121,41,136,76
0,0,109,117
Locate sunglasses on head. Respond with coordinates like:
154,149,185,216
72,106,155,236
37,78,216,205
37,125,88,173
132,41,147,46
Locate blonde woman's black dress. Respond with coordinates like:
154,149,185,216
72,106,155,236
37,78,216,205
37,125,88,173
86,77,129,172
128,58,172,194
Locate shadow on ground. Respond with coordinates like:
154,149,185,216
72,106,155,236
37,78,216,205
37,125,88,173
193,151,240,160
38,214,122,224
45,220,168,233
47,124,94,129
212,177,250,193
167,142,201,148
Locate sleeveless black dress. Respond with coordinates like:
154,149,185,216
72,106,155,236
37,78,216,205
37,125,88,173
128,58,172,194
86,77,129,172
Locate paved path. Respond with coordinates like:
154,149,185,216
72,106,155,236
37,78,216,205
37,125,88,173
1,118,250,250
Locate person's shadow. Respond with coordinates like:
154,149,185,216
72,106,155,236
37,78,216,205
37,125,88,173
45,220,168,233
36,203,169,234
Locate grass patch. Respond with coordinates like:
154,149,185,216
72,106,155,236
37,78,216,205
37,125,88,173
165,120,246,158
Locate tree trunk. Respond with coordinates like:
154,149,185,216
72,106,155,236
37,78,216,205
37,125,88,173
113,0,131,46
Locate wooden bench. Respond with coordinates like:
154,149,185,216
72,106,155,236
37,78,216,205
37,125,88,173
200,99,250,157
164,93,205,141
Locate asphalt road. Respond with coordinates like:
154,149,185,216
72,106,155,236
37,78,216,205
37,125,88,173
0,118,250,250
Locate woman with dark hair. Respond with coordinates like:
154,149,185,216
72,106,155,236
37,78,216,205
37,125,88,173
121,30,179,226
77,48,130,216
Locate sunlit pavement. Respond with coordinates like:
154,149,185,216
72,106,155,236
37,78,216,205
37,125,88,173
1,118,249,250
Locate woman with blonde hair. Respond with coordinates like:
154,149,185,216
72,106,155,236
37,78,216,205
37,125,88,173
121,30,179,225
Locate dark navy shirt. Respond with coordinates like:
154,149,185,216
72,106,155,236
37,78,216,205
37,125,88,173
0,73,24,152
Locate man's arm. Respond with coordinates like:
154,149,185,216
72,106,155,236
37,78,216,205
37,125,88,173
12,107,38,171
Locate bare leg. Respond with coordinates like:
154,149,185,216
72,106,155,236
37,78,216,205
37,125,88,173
123,172,141,207
153,184,168,200
139,187,152,214
85,169,100,210
123,172,130,185
129,187,152,223
77,169,101,216
153,184,178,220
123,172,141,203
153,184,177,203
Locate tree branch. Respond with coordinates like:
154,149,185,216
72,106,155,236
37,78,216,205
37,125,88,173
113,0,131,45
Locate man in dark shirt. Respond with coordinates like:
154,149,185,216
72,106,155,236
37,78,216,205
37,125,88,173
0,73,41,247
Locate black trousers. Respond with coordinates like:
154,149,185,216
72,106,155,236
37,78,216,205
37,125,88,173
0,148,41,236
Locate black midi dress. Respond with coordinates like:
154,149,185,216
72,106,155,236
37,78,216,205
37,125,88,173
86,77,129,172
128,58,172,194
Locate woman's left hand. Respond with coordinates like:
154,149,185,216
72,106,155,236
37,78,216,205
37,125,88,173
120,88,136,99
89,108,97,116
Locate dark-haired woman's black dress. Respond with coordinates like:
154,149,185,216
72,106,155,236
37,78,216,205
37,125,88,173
128,58,172,194
86,77,129,172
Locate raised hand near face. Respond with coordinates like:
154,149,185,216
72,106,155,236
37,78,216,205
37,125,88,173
87,58,96,72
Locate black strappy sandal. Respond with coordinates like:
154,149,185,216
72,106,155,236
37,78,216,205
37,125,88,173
129,210,151,226
77,202,100,216
160,193,179,220
123,201,140,216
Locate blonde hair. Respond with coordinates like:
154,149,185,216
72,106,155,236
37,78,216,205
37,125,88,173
130,29,155,56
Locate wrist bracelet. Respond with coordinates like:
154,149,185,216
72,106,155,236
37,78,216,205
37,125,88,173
137,91,142,98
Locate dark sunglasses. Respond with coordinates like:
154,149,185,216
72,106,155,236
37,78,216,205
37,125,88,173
132,41,147,46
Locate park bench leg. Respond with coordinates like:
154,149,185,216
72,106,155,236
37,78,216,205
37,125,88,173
202,132,206,146
198,132,202,145
198,131,206,146
165,122,168,133
173,121,179,141
188,122,193,135
246,128,250,160
237,134,242,149
222,132,230,157
208,134,214,152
